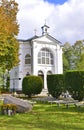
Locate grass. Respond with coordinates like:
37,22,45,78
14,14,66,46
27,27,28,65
0,101,84,130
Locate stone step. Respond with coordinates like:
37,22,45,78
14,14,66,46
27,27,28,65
38,89,48,96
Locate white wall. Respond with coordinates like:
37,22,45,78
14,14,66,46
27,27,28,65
10,35,63,91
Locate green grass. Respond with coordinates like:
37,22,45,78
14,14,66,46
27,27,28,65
0,102,84,130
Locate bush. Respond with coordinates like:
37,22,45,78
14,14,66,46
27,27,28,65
65,71,84,101
47,74,64,98
22,76,43,97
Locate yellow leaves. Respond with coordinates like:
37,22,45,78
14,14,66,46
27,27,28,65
0,0,19,70
0,0,19,36
0,34,11,56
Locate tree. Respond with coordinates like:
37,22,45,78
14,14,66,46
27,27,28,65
73,40,84,70
77,53,84,70
63,42,74,72
63,40,84,72
0,0,19,71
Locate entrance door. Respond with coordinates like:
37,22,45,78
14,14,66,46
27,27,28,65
38,70,44,88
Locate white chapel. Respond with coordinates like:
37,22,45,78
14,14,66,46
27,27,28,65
10,24,63,92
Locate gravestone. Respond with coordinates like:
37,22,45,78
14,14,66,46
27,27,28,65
3,95,33,113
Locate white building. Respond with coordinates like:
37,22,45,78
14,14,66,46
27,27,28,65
10,24,63,92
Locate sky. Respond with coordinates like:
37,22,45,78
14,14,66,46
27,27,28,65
15,0,84,44
44,0,67,5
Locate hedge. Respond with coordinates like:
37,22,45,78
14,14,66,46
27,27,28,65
65,71,84,101
47,74,64,98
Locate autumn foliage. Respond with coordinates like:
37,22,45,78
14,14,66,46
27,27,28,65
0,0,19,70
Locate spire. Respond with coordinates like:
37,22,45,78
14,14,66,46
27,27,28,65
41,22,50,35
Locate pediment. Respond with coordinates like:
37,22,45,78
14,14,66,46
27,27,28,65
33,34,61,45
35,36,52,43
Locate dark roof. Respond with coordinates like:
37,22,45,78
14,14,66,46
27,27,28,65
41,24,50,29
18,34,62,45
18,35,39,42
47,34,62,44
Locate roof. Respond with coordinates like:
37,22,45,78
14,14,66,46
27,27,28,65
18,35,39,42
33,34,62,45
18,34,62,45
41,24,50,29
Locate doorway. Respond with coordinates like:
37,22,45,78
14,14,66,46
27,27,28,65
38,70,44,88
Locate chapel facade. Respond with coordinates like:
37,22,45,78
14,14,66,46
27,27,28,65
10,24,63,92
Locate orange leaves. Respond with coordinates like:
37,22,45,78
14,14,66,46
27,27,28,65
0,0,19,70
0,0,19,36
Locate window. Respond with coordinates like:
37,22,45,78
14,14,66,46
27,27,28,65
25,54,31,64
38,48,54,65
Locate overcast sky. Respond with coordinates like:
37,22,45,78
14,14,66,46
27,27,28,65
15,0,84,44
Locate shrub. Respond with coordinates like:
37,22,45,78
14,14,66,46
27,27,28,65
22,76,43,97
47,74,64,98
65,71,84,101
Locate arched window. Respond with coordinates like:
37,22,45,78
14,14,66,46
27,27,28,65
25,54,31,64
38,48,53,65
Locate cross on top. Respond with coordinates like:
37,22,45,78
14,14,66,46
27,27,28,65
34,29,37,36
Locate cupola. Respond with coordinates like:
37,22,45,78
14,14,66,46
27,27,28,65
41,24,50,35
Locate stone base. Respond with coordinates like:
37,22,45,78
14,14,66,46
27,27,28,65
38,89,49,96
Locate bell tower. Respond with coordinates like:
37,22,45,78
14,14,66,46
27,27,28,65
41,24,50,35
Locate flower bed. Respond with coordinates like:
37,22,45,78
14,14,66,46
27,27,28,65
1,104,17,116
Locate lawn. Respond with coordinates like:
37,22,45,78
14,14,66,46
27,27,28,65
0,101,84,130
